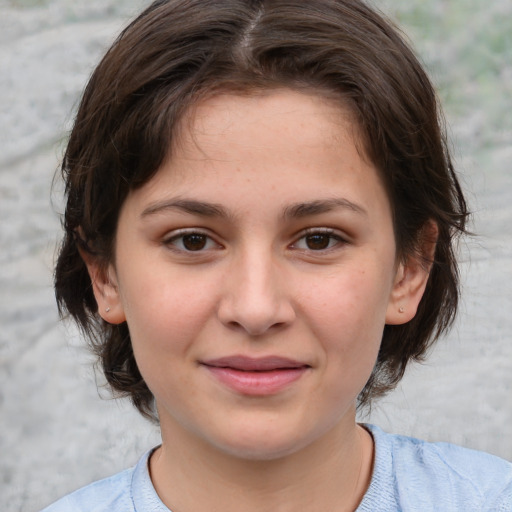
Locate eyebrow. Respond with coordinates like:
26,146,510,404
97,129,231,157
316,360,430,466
283,198,367,219
141,197,367,220
141,198,229,219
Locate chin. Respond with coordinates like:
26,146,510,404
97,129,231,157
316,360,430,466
207,420,326,462
216,437,307,462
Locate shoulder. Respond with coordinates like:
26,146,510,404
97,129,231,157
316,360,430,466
39,448,168,512
360,424,512,512
40,447,171,512
40,458,140,512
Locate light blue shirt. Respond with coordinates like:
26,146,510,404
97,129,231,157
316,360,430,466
41,424,512,511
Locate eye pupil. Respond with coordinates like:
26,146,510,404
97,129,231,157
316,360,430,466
306,234,330,250
183,234,207,251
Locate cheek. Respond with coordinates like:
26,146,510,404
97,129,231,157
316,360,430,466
300,264,391,335
296,263,391,379
118,268,220,358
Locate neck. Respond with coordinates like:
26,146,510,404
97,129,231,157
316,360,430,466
150,417,374,512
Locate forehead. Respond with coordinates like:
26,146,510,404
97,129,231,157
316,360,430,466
173,88,362,162
123,89,391,226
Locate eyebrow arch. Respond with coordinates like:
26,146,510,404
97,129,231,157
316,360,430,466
141,198,229,219
283,198,368,219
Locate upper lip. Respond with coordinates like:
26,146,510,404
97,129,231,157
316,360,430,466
201,355,309,371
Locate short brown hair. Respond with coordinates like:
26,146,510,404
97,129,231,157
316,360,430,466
55,0,468,421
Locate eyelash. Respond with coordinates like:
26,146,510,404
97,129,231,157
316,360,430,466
163,228,347,254
163,229,221,253
292,228,347,252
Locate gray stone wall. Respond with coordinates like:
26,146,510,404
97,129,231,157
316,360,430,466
1,1,510,511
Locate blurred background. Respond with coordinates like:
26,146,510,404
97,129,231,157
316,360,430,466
0,0,510,510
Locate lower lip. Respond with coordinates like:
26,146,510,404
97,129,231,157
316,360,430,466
203,366,308,395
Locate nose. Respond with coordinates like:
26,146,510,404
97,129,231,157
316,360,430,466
217,249,296,336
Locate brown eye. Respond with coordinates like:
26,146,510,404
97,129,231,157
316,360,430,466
305,233,332,250
292,230,344,252
182,234,208,251
165,231,218,252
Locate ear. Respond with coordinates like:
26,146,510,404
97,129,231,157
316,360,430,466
386,221,438,325
79,248,126,325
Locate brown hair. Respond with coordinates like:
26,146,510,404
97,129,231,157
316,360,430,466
55,0,468,421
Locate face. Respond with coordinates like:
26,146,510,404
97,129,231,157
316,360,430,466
92,89,422,460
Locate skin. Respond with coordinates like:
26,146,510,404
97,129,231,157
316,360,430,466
86,89,432,511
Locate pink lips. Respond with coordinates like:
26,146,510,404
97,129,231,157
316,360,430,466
201,356,309,396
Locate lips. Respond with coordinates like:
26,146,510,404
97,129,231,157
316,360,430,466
200,356,310,395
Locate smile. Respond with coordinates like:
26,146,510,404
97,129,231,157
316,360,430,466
200,356,310,396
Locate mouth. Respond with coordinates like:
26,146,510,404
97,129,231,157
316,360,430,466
200,356,310,395
202,355,310,371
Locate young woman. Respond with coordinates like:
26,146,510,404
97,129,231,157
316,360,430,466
44,0,512,510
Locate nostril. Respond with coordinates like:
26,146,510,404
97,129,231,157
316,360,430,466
223,318,291,337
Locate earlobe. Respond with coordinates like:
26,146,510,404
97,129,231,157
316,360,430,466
385,260,429,325
386,221,438,325
80,248,126,325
